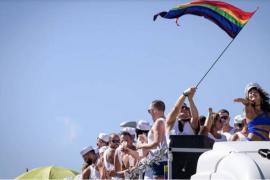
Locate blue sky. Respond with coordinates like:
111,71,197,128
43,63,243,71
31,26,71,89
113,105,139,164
0,0,269,178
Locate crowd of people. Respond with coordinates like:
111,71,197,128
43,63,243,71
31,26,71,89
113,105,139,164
77,82,270,179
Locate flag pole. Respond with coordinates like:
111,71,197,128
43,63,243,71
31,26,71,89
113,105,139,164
195,38,235,89
195,7,259,89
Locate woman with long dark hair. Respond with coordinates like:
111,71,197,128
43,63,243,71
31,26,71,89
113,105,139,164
234,83,270,141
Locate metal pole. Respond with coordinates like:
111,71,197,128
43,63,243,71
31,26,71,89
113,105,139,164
195,38,235,88
168,148,173,179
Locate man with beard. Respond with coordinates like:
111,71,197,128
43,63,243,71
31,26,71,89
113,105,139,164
80,146,100,179
166,87,199,136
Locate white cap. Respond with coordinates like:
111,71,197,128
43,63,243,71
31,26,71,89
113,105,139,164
122,127,136,136
119,121,137,128
98,133,109,143
234,114,244,124
136,120,151,131
99,146,108,154
245,82,262,97
80,146,94,156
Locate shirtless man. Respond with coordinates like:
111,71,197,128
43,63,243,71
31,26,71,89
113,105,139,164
114,131,137,178
103,133,120,178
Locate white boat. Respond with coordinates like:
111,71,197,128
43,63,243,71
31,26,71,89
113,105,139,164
192,141,270,180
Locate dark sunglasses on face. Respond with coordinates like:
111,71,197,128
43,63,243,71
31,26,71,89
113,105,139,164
148,109,153,114
112,140,120,144
136,129,149,136
220,116,229,120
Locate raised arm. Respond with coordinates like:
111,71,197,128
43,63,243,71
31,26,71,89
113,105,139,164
166,92,187,132
234,98,258,122
199,108,213,136
187,87,199,129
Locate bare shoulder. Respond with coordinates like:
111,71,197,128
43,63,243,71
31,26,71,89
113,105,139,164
108,149,115,156
82,166,91,179
155,117,165,124
83,166,91,172
153,118,165,129
230,133,239,141
115,146,121,154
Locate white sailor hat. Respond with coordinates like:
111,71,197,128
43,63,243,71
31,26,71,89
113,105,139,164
122,127,136,136
234,114,244,124
119,121,137,128
136,120,151,131
98,133,109,143
80,146,94,156
245,82,262,97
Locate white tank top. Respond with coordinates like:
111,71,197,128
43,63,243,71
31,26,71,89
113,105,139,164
103,147,115,171
167,120,196,146
148,117,167,161
171,120,195,135
208,133,227,142
89,165,100,180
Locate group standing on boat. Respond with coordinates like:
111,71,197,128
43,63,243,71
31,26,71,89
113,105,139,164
78,82,270,179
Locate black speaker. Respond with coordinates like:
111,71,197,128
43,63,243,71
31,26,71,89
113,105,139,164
168,135,214,179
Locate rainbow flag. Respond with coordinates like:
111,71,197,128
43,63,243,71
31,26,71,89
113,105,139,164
153,1,256,38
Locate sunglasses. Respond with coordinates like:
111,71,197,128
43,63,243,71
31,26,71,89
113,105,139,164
112,140,120,144
136,129,149,135
220,116,229,120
